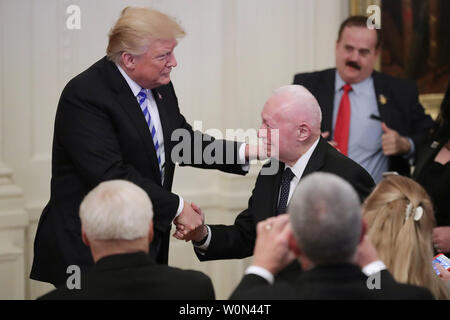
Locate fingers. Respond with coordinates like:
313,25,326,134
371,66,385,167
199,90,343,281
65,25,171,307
434,263,447,278
381,122,391,133
321,131,330,139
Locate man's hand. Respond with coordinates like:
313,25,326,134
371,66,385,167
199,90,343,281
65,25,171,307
433,226,450,253
173,202,204,241
321,131,339,150
381,123,411,156
252,214,296,275
354,235,379,268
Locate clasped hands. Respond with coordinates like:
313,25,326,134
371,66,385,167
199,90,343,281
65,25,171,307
173,202,207,242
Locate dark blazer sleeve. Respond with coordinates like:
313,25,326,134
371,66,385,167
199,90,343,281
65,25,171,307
400,80,434,149
55,82,180,232
195,197,257,261
229,274,270,300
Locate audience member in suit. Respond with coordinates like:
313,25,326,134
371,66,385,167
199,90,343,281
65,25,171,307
363,175,449,299
293,16,434,183
39,180,215,300
30,7,252,287
413,82,450,256
176,85,375,281
229,172,433,300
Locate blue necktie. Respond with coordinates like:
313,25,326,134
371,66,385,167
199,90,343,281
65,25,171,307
137,89,163,179
277,168,295,215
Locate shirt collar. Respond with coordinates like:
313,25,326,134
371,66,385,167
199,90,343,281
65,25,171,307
335,70,373,96
286,137,320,180
116,63,143,97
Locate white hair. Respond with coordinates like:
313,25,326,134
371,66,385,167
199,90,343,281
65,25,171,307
80,180,153,241
289,172,361,265
273,85,322,130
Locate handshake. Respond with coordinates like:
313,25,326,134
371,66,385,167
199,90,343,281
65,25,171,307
173,202,207,242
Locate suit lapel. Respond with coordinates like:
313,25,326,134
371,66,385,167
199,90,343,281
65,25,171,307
104,59,163,183
319,69,336,134
301,137,326,179
258,161,284,221
372,71,392,126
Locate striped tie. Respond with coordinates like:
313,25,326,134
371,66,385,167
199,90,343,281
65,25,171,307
137,89,164,179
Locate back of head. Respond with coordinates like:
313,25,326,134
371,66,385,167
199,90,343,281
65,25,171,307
107,6,185,64
289,172,361,265
80,180,153,241
363,175,449,299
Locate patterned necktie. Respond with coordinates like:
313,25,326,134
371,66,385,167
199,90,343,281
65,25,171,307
334,84,352,156
277,168,296,215
137,89,163,179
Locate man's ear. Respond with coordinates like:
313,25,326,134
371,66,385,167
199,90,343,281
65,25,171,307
121,52,136,70
148,221,154,244
81,227,90,247
359,218,367,244
297,123,312,142
288,232,301,257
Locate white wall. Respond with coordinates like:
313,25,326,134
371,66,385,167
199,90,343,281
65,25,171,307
0,0,349,299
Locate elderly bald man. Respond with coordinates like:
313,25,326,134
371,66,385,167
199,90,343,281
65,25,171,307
183,85,375,282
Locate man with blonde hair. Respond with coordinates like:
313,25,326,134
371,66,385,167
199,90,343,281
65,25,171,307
31,7,251,287
39,180,215,299
183,85,375,281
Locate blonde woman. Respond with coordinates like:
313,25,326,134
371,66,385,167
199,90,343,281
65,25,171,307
363,175,449,300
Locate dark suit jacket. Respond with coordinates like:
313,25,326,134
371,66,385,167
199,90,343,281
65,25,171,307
38,252,215,300
195,137,375,276
230,263,434,300
30,57,246,286
293,68,434,176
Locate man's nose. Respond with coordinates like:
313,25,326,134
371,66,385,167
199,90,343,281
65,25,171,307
167,53,177,68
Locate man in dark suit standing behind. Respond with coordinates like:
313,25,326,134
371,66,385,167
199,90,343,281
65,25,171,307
31,7,250,287
39,180,215,300
179,85,375,281
230,172,433,300
293,16,434,183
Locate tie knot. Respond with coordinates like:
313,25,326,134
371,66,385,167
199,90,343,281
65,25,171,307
282,167,295,183
342,84,352,93
137,89,147,105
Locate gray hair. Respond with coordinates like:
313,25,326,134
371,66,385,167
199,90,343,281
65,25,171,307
288,172,361,265
80,180,153,241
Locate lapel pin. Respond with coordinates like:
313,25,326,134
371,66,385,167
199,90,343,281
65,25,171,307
157,92,163,100
431,141,439,149
379,94,387,105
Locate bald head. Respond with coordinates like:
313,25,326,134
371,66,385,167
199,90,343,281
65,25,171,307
259,85,322,165
271,85,322,133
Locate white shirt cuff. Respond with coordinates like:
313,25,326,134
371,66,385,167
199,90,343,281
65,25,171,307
238,143,250,172
193,225,212,252
245,266,274,285
175,196,184,219
362,260,387,277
